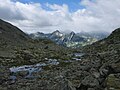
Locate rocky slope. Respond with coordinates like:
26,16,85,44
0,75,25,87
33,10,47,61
0,19,32,58
0,19,30,46
79,28,120,90
0,19,119,90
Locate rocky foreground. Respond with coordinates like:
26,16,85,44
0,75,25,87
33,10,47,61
0,19,120,90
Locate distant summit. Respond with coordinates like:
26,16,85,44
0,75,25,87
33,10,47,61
29,30,109,48
68,31,75,41
51,30,63,37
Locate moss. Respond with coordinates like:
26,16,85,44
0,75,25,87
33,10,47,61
107,74,120,89
42,66,51,70
58,62,71,67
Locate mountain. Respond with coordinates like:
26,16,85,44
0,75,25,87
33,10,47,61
29,30,109,48
77,31,109,40
0,19,30,49
51,30,63,37
0,19,30,42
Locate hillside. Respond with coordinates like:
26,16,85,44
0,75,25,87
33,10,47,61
0,19,32,58
79,28,120,90
83,28,120,53
0,19,30,47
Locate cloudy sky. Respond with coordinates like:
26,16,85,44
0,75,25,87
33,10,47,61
0,0,120,33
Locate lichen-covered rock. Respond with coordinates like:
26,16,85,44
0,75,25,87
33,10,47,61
51,79,76,90
107,74,120,90
80,75,100,88
0,66,10,85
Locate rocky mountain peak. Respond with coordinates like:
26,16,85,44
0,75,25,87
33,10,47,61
70,31,75,35
108,28,120,39
36,32,44,34
52,30,63,37
68,31,75,41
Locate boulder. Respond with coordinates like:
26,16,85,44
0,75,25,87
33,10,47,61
81,75,100,88
51,79,76,90
0,66,10,84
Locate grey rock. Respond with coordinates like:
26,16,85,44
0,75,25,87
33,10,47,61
81,75,100,87
88,88,96,90
16,71,28,77
0,66,10,84
51,79,76,90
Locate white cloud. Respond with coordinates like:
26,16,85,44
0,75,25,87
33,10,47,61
0,0,120,33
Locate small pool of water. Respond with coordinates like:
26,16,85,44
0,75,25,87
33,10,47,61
48,59,59,65
74,53,84,57
72,58,81,61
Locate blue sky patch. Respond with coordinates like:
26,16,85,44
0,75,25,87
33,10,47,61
16,0,85,12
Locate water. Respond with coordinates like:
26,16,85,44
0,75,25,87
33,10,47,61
48,59,59,65
10,76,17,82
9,54,84,81
9,59,60,80
72,58,81,61
74,53,84,57
71,53,84,61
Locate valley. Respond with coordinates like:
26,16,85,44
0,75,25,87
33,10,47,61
0,19,120,90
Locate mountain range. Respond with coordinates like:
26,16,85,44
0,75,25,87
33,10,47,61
29,30,109,48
